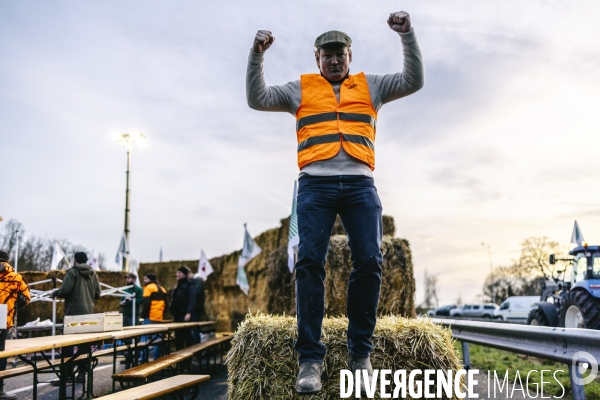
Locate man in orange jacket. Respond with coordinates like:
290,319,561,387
140,273,168,360
0,250,31,399
247,11,424,395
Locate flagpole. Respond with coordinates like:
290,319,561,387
123,145,131,272
14,230,19,273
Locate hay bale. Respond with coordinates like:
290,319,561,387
227,314,462,400
140,215,412,331
267,236,415,318
18,270,128,326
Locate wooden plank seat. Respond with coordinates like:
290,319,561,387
112,353,192,383
171,336,232,356
93,345,130,358
113,335,232,385
0,359,62,379
97,374,210,400
0,344,129,380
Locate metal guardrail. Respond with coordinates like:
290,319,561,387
432,318,600,400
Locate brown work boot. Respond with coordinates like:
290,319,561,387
295,362,323,395
349,354,373,397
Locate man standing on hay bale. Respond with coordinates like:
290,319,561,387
246,10,424,395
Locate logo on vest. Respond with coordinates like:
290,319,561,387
349,83,357,89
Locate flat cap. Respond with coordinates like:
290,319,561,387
314,30,352,48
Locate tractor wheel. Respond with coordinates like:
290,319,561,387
527,308,551,326
560,290,600,329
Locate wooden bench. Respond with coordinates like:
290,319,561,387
112,335,232,386
96,374,210,400
112,353,192,383
0,344,128,380
171,335,232,356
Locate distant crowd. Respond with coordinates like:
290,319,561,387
0,249,207,398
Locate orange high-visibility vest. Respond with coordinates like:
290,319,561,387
296,72,377,170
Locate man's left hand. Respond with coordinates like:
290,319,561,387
387,11,411,33
184,313,191,322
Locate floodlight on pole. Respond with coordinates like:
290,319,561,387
112,131,147,272
481,242,495,304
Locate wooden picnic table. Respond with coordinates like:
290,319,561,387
0,327,175,400
122,321,215,330
106,326,171,392
0,323,217,399
0,332,112,400
0,332,112,359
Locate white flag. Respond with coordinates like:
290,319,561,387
288,181,299,273
196,250,214,280
132,261,141,286
50,241,68,271
237,224,261,295
571,220,585,246
89,250,100,271
115,232,129,264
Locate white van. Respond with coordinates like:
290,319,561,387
494,296,539,321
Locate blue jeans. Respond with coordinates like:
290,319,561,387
294,175,383,364
140,319,161,360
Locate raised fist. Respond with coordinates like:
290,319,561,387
387,11,411,33
253,30,275,53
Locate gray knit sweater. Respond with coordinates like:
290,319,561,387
246,29,424,177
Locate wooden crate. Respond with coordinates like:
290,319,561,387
64,312,123,334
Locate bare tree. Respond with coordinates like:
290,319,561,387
1,219,105,271
479,236,566,303
515,237,568,279
0,219,24,262
420,270,439,309
455,293,463,306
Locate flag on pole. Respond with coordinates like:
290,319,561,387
115,232,129,264
287,180,299,273
159,247,163,262
89,250,100,271
132,262,141,286
196,250,214,280
237,224,261,295
571,220,585,246
50,241,68,271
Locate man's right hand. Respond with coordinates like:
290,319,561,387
253,30,275,53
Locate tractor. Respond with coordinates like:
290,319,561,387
527,243,600,329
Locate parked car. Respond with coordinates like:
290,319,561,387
427,305,458,317
494,296,539,321
450,303,498,318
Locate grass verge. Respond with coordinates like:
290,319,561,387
459,342,600,399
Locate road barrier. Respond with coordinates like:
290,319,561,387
432,318,600,400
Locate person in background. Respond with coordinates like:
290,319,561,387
170,266,196,353
187,270,207,343
52,252,101,384
140,273,167,360
119,273,143,364
120,273,143,326
0,250,31,400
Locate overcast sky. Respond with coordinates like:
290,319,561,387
2,1,600,305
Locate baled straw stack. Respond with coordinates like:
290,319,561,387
267,235,416,318
227,314,462,400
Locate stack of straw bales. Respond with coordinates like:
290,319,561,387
18,270,127,326
227,314,462,400
267,234,415,318
139,215,415,331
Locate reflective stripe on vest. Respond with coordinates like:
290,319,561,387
296,73,377,170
